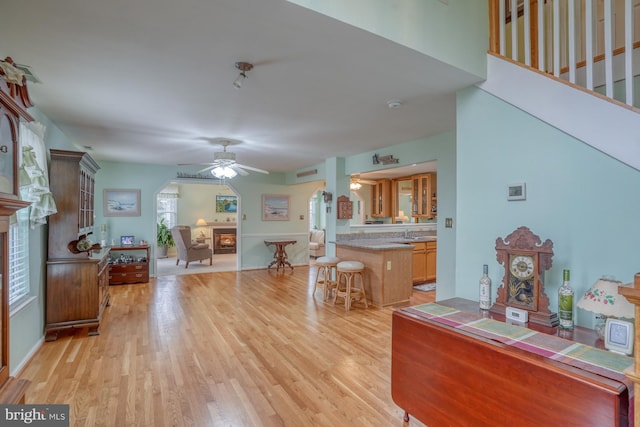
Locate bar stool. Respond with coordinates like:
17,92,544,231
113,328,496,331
313,256,340,300
334,261,368,311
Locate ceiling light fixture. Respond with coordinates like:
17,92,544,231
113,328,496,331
350,174,362,190
212,166,238,179
233,61,253,89
387,99,403,109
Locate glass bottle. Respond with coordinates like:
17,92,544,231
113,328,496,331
558,269,574,330
479,264,491,310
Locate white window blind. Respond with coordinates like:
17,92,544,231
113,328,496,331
9,208,30,307
157,194,177,229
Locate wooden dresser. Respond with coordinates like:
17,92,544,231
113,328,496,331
108,245,150,284
46,149,110,341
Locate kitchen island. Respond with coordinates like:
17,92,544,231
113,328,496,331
335,239,418,307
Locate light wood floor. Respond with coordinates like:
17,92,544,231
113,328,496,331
18,266,434,427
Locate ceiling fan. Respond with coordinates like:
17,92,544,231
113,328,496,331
191,140,269,178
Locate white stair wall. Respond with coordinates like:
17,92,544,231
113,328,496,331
477,55,640,172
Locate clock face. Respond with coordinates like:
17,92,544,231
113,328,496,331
510,255,535,279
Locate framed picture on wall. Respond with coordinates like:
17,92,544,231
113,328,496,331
216,195,238,213
262,194,289,221
104,189,141,216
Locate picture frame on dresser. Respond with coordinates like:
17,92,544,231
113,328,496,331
103,189,141,216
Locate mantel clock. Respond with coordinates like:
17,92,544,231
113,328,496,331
490,226,558,327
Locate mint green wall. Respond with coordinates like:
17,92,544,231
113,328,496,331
10,107,80,375
456,86,640,327
94,162,320,272
287,0,488,78
345,132,457,299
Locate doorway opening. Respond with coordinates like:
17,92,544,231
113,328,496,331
155,179,239,277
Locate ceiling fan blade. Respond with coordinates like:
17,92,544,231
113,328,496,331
195,164,216,174
235,163,269,174
231,165,250,176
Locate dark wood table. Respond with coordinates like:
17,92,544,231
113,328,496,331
264,239,296,271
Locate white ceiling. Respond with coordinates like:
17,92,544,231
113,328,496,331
0,0,481,176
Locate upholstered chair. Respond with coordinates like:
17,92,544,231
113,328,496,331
170,225,213,268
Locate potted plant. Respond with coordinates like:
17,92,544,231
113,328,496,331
156,217,174,258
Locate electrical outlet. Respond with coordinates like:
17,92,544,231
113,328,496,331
445,218,453,228
386,260,392,270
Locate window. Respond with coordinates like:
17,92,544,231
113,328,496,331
157,192,178,229
9,208,30,308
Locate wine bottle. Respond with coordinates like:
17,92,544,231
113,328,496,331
479,264,491,310
558,269,574,330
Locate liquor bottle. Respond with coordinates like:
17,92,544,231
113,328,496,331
558,269,574,330
479,264,491,310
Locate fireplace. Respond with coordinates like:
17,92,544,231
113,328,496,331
212,227,236,254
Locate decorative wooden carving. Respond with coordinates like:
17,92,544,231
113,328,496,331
0,57,33,117
337,195,352,219
0,56,32,403
490,226,558,327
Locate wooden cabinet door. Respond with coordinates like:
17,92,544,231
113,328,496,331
412,242,427,283
426,242,437,282
371,179,390,217
411,174,436,219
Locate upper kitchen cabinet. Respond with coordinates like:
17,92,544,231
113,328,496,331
411,173,437,219
371,179,391,218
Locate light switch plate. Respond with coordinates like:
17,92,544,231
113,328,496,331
506,306,528,323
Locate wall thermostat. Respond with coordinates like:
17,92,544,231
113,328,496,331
506,306,528,323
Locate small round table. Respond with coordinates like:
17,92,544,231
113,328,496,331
264,239,296,271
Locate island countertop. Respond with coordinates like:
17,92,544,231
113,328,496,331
334,236,436,250
335,243,415,307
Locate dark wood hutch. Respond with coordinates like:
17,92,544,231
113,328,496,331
46,149,110,341
0,57,33,403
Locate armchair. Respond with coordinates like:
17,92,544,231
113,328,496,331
170,225,213,268
309,229,325,258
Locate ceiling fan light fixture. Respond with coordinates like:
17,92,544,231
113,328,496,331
212,166,237,179
233,61,253,89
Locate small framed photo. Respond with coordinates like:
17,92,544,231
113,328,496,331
104,189,141,216
120,235,135,246
605,318,634,356
262,194,289,221
507,183,526,201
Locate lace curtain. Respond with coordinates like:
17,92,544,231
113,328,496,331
19,122,57,228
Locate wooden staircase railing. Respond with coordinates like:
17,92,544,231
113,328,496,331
488,0,640,109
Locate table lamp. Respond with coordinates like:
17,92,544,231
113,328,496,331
195,218,208,242
576,278,635,340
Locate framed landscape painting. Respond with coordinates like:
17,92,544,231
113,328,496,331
104,189,141,217
216,195,238,213
262,194,289,221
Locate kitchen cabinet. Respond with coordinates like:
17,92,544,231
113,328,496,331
425,241,437,282
371,179,391,217
411,173,437,219
412,242,427,284
412,240,437,284
109,245,150,284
